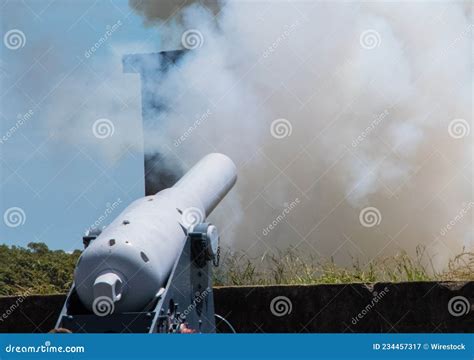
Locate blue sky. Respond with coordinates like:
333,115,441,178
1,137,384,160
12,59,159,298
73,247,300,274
1,0,163,250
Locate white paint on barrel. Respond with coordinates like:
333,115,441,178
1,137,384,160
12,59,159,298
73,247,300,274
74,153,237,313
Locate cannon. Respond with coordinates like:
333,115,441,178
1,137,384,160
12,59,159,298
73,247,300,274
56,153,237,333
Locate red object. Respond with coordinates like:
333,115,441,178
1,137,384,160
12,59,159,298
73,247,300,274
179,324,197,334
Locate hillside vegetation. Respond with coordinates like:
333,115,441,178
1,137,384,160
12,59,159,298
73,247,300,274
214,246,474,286
0,243,472,296
0,243,80,296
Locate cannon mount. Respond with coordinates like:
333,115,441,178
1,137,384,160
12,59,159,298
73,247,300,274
56,223,219,333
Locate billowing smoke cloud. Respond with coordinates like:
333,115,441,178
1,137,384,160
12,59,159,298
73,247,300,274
129,0,222,24
128,1,472,270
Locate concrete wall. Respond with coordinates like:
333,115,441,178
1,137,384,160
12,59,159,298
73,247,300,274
0,281,472,333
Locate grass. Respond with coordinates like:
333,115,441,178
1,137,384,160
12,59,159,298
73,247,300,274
213,245,474,286
0,243,472,296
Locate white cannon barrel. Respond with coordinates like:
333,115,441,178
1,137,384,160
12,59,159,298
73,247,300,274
74,153,237,314
173,152,237,215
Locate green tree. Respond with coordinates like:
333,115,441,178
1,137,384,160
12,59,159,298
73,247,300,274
0,243,81,296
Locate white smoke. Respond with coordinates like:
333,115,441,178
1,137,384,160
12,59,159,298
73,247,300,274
46,43,150,163
40,1,472,271
129,1,472,270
